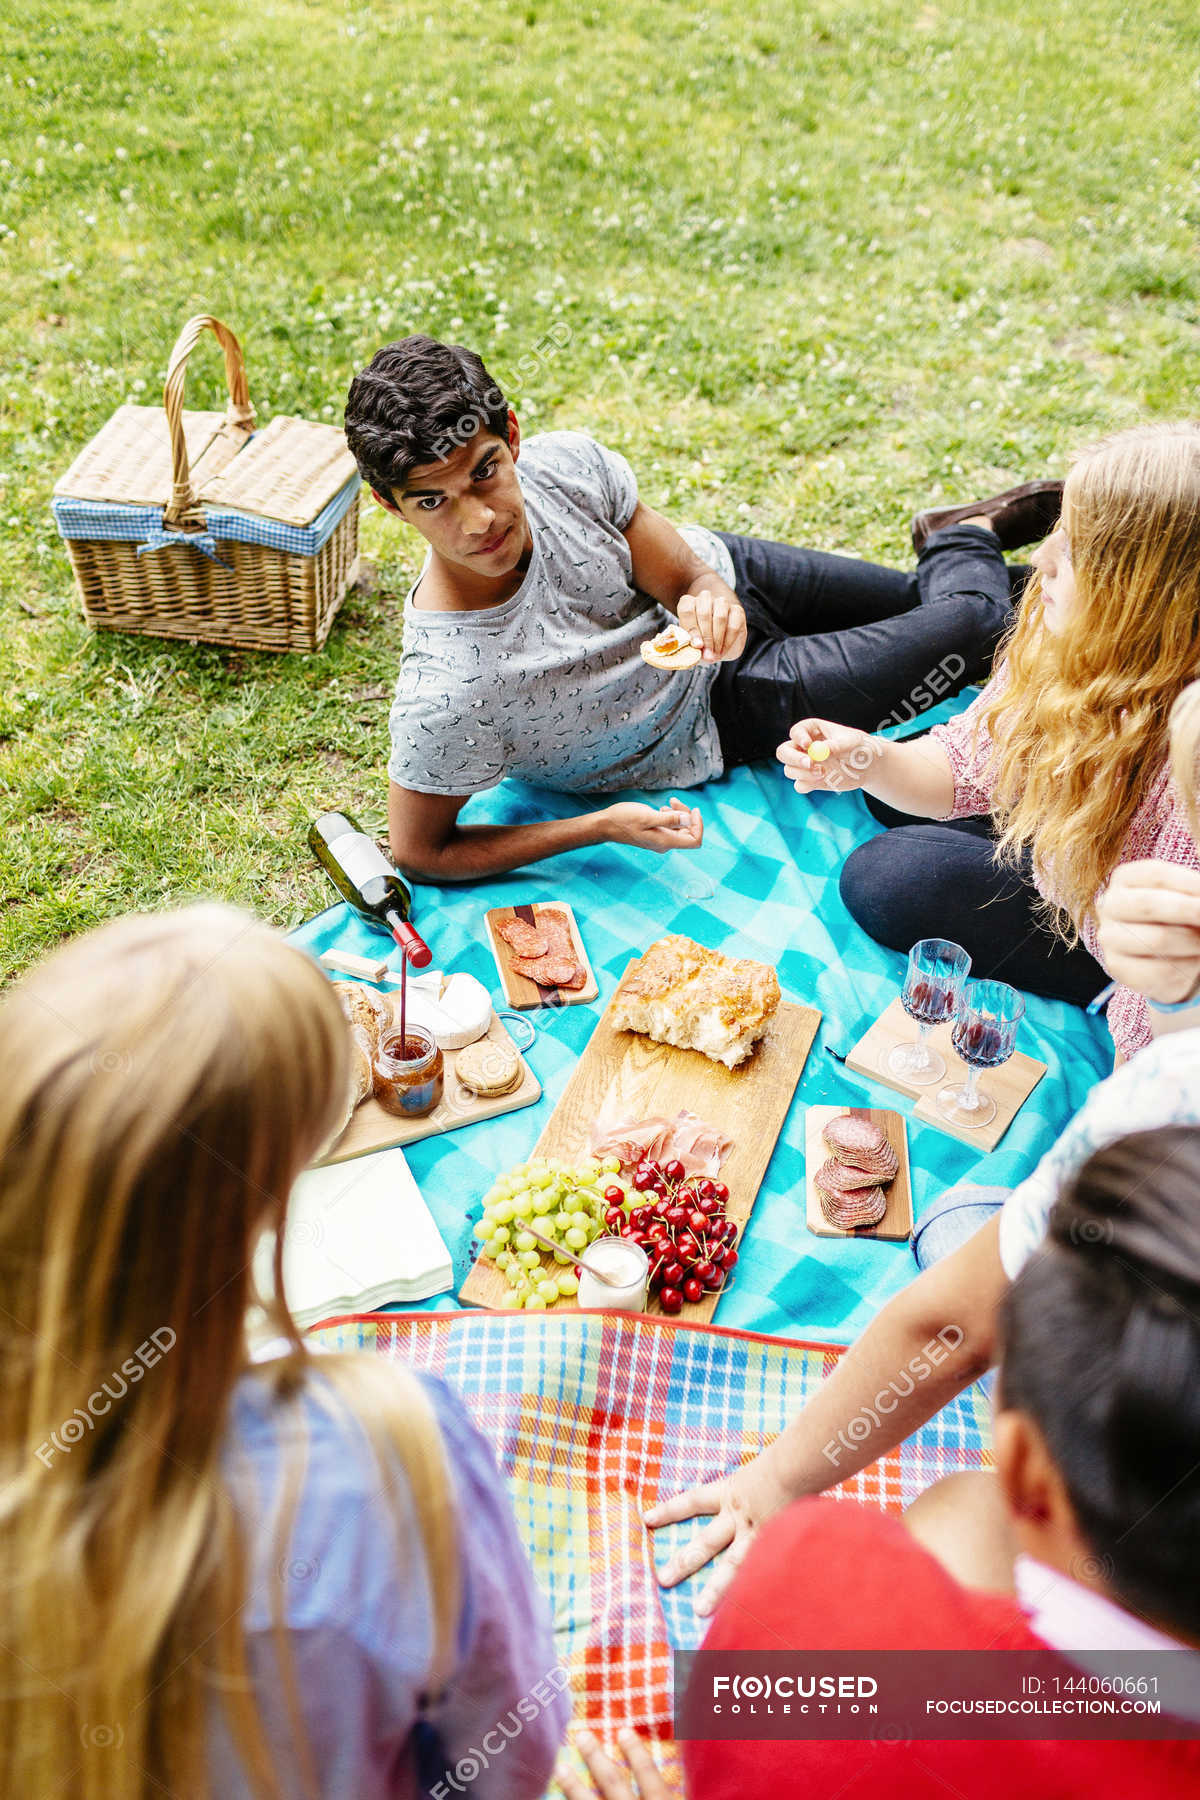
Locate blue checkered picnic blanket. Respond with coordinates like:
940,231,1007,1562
289,693,1113,1344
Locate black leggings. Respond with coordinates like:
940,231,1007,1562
709,523,1029,758
839,796,1107,1010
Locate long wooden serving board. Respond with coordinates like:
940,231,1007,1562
459,979,822,1319
484,902,599,1008
317,1013,540,1165
804,1105,912,1241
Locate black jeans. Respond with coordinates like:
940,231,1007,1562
839,796,1107,1010
709,524,1029,761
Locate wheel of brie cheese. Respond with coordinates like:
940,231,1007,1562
396,972,493,1051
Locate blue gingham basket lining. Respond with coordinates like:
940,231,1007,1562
51,473,360,557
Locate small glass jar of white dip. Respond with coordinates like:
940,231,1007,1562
576,1238,650,1312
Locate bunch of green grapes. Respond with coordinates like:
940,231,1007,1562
472,1155,631,1311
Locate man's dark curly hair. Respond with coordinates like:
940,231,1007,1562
344,335,509,497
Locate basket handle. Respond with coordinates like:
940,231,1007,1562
162,314,257,528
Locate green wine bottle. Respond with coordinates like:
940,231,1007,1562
308,812,432,967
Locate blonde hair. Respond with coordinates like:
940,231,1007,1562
982,422,1200,938
0,906,458,1800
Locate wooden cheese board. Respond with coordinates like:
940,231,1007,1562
316,1012,540,1165
459,976,822,1319
804,1105,912,1241
484,902,599,1008
845,998,1047,1151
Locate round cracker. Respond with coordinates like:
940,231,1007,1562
640,639,702,671
456,1037,522,1097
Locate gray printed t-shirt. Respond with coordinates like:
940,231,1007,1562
386,431,727,796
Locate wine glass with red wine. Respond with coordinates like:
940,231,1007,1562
886,938,971,1086
936,978,1024,1130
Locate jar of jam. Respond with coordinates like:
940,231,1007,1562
373,1026,444,1119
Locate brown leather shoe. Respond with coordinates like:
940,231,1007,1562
911,479,1064,555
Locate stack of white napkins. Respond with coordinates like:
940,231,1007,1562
258,1145,453,1330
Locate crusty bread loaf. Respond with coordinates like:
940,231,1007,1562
327,984,390,1135
332,982,390,1053
348,1025,374,1107
323,1026,373,1149
610,935,780,1068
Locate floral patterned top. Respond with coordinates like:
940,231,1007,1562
998,1026,1200,1276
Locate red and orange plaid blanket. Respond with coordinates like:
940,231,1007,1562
309,1309,992,1792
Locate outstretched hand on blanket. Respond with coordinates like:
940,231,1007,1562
557,1728,676,1800
644,1449,793,1617
601,798,703,853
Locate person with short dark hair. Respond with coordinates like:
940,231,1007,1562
344,335,1031,881
681,1127,1200,1797
559,1129,1200,1800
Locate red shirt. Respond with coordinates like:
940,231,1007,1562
683,1500,1200,1799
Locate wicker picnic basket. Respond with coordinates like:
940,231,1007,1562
51,313,361,653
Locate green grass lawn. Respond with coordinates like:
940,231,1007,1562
3,0,1198,978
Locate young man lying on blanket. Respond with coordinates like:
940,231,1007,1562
344,334,1039,880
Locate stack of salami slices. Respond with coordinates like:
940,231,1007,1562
496,908,586,990
813,1114,899,1230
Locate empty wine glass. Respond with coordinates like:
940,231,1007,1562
678,865,718,902
887,938,971,1086
936,978,1024,1130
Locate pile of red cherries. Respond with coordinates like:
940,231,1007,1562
599,1157,740,1313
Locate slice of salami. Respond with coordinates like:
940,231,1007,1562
512,953,583,987
813,1157,883,1194
822,1114,888,1156
818,1183,887,1230
833,1147,899,1181
498,917,550,957
536,909,575,957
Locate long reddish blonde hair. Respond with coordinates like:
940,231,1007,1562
1170,679,1200,846
0,906,458,1799
982,422,1200,937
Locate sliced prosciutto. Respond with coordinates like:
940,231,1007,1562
589,1108,732,1177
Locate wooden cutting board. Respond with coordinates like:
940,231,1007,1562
845,998,1047,1151
317,1013,540,1165
459,981,822,1319
484,902,599,1007
804,1105,912,1241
